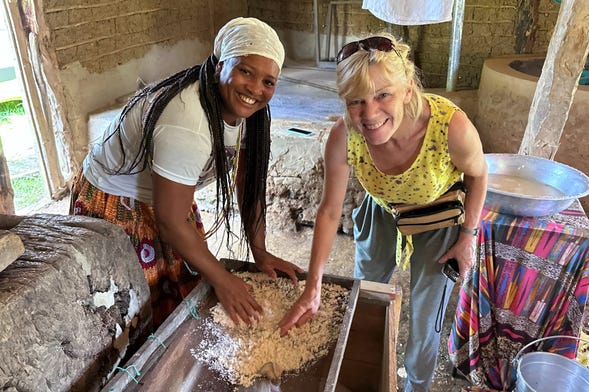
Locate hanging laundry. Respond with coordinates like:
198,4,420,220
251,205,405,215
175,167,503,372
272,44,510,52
362,0,455,25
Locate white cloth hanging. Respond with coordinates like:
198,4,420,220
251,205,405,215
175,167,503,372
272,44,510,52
362,0,455,25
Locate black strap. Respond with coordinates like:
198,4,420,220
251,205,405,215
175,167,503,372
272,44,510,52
435,278,449,333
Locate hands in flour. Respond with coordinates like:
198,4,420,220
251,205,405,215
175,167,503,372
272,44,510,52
252,248,304,283
278,286,321,336
212,271,264,325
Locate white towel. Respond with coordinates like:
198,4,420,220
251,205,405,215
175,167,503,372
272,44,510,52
362,0,455,25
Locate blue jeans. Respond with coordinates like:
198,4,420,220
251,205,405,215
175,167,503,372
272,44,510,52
352,193,459,392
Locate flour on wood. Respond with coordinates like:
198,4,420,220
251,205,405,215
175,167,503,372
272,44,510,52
193,272,349,387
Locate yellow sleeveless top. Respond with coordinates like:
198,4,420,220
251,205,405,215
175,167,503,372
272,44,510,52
346,94,463,268
347,94,463,214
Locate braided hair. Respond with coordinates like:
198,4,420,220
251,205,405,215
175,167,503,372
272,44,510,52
104,53,271,252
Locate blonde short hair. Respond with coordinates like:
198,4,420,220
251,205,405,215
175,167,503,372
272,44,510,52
336,33,423,129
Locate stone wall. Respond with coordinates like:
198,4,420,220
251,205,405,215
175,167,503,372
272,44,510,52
11,0,564,198
20,0,562,189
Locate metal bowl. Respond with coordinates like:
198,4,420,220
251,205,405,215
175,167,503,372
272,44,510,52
484,153,589,217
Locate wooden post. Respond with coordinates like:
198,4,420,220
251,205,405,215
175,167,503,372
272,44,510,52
518,0,589,159
0,136,15,215
515,0,540,54
2,0,67,198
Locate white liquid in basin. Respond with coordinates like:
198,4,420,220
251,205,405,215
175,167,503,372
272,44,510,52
488,174,564,197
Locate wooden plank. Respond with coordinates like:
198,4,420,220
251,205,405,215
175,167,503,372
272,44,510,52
335,283,402,392
100,282,213,391
339,360,380,392
0,141,15,215
3,0,67,197
382,296,401,392
128,314,226,391
344,311,384,365
360,280,402,392
518,0,589,158
324,279,360,392
360,280,402,300
0,230,24,272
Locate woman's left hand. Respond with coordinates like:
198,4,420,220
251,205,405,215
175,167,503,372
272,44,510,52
440,233,477,280
253,249,304,283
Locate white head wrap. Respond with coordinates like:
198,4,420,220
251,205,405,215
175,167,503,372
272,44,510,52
214,17,285,70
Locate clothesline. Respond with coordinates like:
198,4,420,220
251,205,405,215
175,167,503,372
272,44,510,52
312,0,465,91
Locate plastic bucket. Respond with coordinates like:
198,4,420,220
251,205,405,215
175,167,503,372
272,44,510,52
513,335,589,392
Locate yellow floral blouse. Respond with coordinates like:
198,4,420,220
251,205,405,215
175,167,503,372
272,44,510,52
346,94,464,268
346,93,463,215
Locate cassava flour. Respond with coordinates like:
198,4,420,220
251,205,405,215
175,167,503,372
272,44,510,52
194,271,349,387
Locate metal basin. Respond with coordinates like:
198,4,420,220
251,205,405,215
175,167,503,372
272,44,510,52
484,153,589,217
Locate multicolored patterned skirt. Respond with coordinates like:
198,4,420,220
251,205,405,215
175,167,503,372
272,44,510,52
448,204,589,390
70,173,205,327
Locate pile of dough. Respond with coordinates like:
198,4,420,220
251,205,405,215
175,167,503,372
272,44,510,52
196,272,349,387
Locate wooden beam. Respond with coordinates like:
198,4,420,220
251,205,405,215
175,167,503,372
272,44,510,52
0,137,15,215
2,0,67,198
519,0,589,159
0,230,24,272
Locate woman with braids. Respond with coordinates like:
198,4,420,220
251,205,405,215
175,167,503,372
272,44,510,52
70,17,303,327
279,33,487,391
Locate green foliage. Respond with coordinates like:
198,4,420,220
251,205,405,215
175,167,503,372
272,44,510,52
0,101,46,211
0,99,25,124
11,173,46,211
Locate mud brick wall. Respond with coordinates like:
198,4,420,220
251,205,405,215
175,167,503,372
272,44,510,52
39,0,560,87
250,0,560,89
42,0,246,74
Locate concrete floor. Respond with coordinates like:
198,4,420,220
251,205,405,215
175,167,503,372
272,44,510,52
273,62,342,126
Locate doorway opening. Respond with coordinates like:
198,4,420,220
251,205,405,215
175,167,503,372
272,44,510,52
0,3,49,213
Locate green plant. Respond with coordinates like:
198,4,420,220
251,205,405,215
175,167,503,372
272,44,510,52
11,173,46,211
0,99,25,124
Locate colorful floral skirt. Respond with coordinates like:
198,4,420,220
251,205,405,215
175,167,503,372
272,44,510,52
70,173,205,327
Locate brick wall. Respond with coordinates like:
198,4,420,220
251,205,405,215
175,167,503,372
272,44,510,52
250,0,560,89
40,0,560,88
42,0,247,73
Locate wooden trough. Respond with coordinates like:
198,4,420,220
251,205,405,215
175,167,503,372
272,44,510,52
101,259,401,392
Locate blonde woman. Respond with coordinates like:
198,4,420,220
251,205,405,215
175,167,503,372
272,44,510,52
280,34,487,391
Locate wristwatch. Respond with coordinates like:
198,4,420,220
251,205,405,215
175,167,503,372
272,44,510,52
460,225,479,236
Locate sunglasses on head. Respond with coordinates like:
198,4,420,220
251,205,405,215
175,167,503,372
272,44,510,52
336,36,402,64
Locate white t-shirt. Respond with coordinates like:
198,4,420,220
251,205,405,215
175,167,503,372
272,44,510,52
83,82,242,204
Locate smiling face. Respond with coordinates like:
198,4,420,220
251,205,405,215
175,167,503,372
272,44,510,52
216,55,280,125
345,62,412,146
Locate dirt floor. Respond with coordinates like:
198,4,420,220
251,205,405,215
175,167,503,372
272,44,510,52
38,197,472,391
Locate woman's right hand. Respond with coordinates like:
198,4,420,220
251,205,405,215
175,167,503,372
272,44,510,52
212,272,264,325
278,287,321,336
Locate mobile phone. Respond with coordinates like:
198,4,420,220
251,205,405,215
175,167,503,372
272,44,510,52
441,258,460,282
